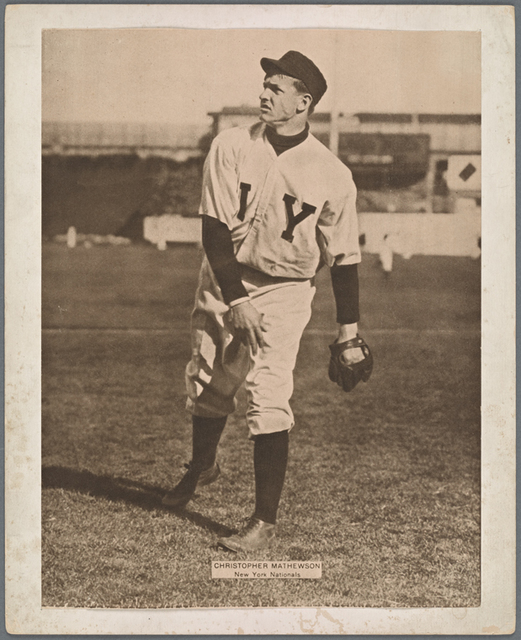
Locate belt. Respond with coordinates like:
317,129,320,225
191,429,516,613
240,264,311,288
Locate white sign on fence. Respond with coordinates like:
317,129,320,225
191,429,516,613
446,155,481,192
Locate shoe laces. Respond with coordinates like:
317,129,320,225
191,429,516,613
241,516,261,532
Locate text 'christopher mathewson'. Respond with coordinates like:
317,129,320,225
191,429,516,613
211,561,322,579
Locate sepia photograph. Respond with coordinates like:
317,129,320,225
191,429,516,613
5,4,515,635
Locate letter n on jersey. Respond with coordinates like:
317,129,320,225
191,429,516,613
281,194,316,243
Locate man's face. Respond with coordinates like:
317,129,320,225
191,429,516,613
259,74,303,126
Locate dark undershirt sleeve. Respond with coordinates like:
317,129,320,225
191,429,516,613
202,215,248,305
330,263,360,325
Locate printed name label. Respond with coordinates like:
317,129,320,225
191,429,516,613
212,561,322,579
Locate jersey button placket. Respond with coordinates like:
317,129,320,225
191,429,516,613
248,163,278,238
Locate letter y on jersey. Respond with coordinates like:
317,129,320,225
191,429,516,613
281,194,316,243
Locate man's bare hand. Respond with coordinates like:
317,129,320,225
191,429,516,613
339,345,365,365
229,301,267,355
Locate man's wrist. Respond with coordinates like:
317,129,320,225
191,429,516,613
337,323,358,342
228,296,250,308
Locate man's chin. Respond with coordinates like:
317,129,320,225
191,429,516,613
259,111,273,123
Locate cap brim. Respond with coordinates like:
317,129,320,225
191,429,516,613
260,57,294,79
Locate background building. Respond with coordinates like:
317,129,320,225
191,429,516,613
42,121,208,162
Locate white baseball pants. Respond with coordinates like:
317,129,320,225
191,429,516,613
185,259,315,437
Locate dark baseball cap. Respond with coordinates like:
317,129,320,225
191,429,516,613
260,50,327,105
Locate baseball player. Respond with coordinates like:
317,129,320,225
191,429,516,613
379,233,394,278
162,51,372,552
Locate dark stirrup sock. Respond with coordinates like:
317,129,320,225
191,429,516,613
191,415,227,471
253,430,289,525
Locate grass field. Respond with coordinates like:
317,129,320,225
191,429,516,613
42,243,481,609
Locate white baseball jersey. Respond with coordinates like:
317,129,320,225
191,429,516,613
200,122,361,279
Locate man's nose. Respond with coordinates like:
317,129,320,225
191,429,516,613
259,87,269,101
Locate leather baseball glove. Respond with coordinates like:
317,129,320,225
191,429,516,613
328,335,373,392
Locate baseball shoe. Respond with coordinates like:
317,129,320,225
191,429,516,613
162,461,220,508
218,517,276,552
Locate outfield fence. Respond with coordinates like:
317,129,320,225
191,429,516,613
143,211,481,258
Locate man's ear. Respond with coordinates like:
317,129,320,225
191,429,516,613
296,93,312,114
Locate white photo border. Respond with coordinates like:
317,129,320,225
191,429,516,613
5,4,516,634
